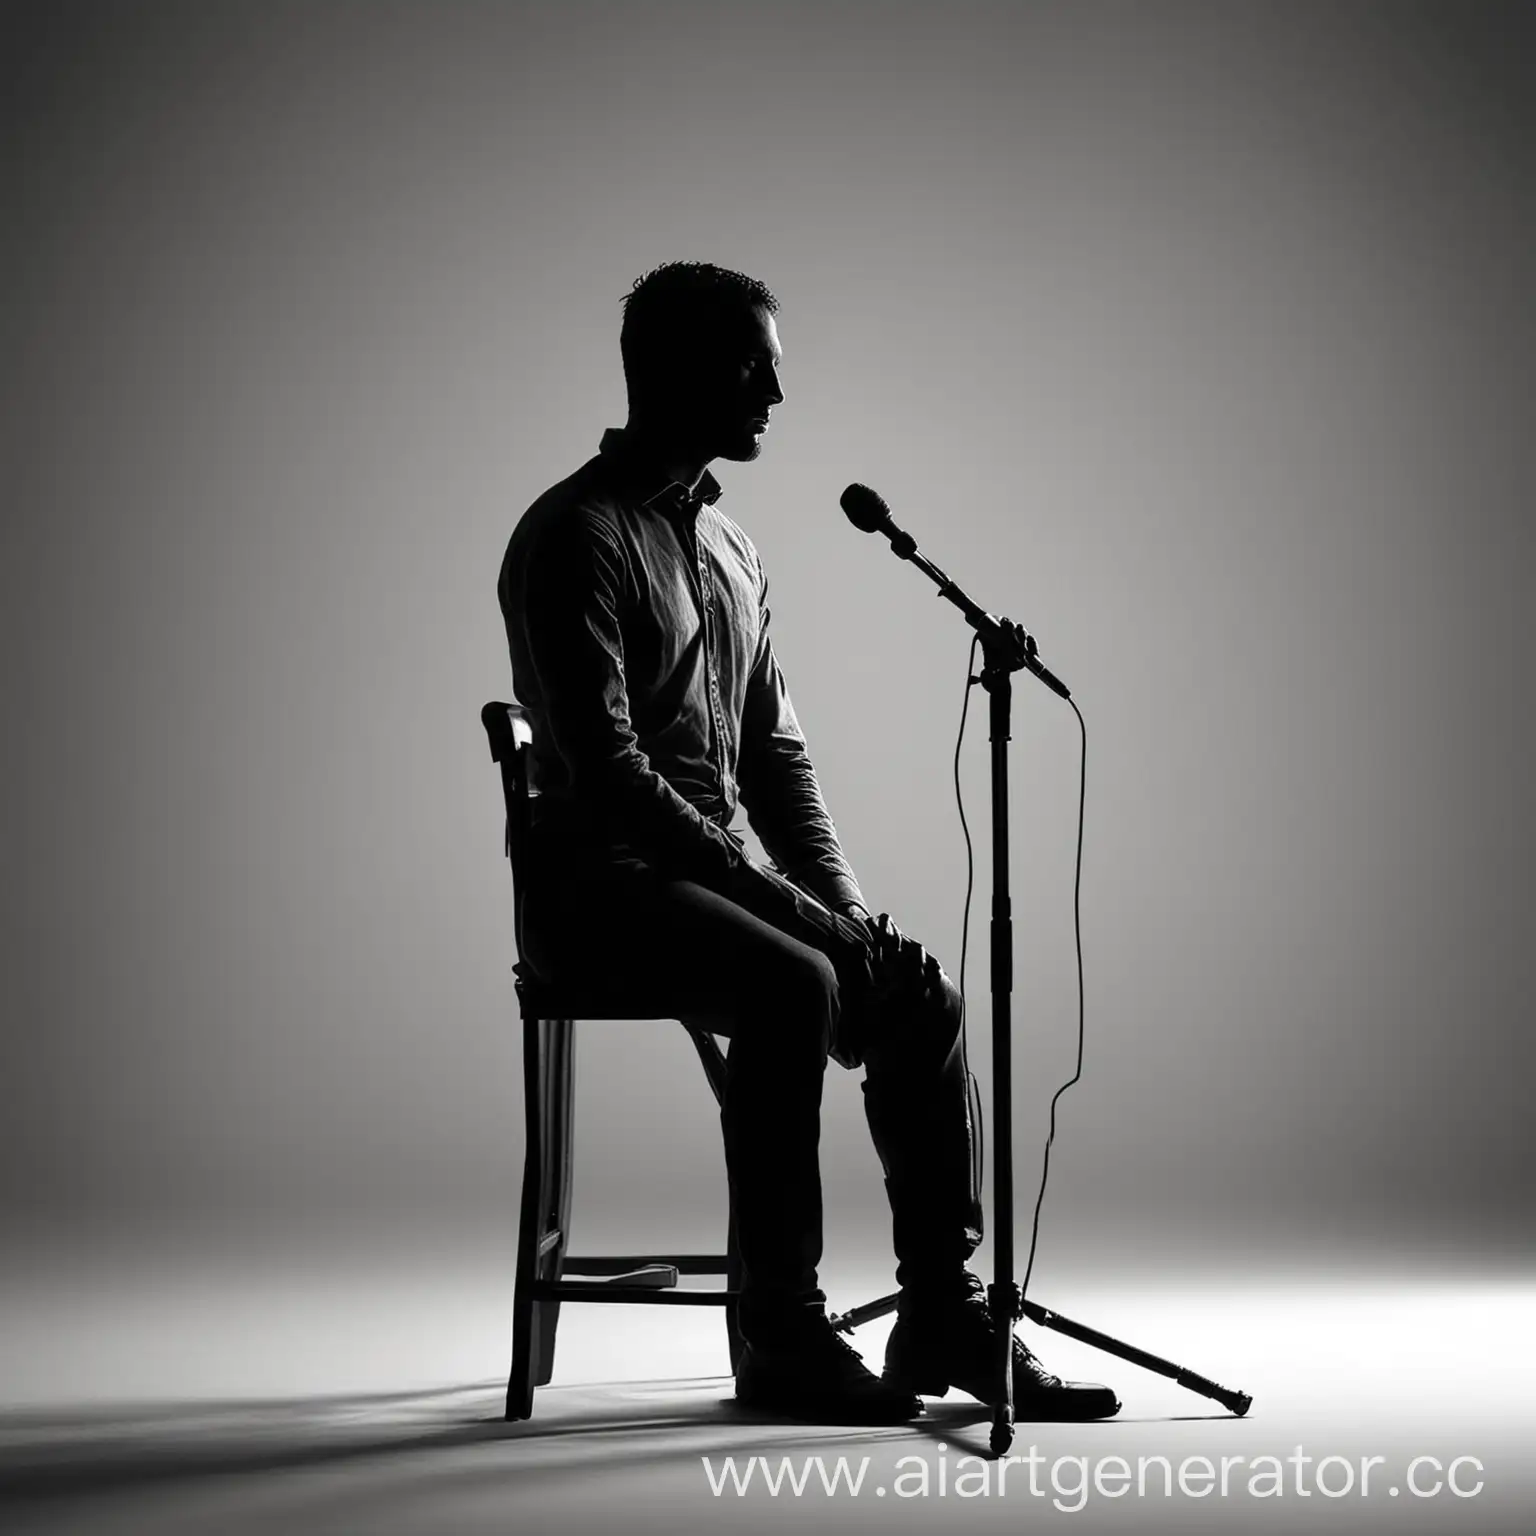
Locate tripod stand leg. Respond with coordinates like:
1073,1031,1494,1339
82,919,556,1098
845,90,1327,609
1020,1300,1253,1416
830,1290,1251,1418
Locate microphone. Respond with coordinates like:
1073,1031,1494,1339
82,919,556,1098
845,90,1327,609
839,482,893,533
840,483,917,557
839,481,1072,699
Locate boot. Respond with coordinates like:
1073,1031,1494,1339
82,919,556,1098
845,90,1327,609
736,1309,922,1423
883,1270,1120,1420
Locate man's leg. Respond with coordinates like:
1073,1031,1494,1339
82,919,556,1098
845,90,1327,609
649,883,844,1345
862,969,1120,1420
523,866,841,1344
859,974,984,1289
521,856,922,1420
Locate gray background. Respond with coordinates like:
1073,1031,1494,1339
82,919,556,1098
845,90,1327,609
5,0,1531,1313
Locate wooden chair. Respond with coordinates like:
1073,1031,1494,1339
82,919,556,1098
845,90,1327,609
480,701,744,1421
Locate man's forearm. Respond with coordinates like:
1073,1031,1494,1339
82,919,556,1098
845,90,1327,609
555,734,757,885
744,791,868,914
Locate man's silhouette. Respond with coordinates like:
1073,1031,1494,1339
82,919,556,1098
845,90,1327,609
498,262,1117,1424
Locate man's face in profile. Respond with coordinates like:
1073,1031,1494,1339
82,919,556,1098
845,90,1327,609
664,303,785,465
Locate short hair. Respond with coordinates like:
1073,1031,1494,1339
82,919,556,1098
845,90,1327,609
619,261,779,400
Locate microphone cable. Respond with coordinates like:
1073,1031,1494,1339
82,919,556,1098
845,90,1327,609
953,632,1089,1300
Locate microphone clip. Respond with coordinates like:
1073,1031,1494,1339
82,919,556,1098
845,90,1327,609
979,613,1071,700
980,615,1038,673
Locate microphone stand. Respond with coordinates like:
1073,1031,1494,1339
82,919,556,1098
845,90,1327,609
826,513,1251,1455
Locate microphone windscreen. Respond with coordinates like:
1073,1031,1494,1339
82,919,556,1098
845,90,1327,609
840,482,892,533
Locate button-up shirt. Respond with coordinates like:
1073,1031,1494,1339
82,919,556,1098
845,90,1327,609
497,427,867,913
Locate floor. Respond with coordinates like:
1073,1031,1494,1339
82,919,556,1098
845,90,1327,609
1,1242,1531,1535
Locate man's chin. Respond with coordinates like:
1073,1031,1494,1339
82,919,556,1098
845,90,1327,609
714,433,766,463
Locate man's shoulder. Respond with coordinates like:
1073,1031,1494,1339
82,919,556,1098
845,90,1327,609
517,453,628,535
498,454,630,606
502,455,628,558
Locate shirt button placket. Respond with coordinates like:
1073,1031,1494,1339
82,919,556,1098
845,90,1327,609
699,549,727,805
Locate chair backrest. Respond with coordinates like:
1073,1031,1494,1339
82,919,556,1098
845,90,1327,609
481,700,538,961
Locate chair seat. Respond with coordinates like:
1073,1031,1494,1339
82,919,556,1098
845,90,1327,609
514,967,689,1022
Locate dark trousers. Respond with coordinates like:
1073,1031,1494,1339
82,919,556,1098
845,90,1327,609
522,833,983,1347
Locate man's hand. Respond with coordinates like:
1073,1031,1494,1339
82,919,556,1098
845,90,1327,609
838,908,948,1008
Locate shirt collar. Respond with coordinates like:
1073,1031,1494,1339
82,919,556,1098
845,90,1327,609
597,426,724,515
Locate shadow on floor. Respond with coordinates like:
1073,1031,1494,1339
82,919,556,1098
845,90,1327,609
0,1376,1030,1504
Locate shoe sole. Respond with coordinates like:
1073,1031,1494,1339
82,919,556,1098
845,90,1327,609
885,1370,1121,1421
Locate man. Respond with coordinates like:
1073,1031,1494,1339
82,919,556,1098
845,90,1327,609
498,262,1118,1425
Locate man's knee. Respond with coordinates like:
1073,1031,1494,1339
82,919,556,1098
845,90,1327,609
801,943,841,1004
864,969,964,1068
726,944,836,1058
936,972,963,1038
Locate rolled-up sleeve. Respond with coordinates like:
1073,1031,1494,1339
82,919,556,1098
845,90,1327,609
737,560,868,913
517,506,752,884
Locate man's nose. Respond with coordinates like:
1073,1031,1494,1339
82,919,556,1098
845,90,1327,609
762,365,784,406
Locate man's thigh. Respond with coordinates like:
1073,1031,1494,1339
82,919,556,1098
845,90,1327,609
526,867,841,1042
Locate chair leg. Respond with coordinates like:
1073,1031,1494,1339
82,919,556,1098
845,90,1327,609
507,1014,576,1420
539,1017,576,1379
725,1195,744,1375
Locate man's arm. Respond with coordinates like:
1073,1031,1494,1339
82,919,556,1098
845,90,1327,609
512,505,754,885
737,560,870,918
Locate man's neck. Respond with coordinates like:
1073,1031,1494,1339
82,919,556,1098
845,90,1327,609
622,420,712,494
